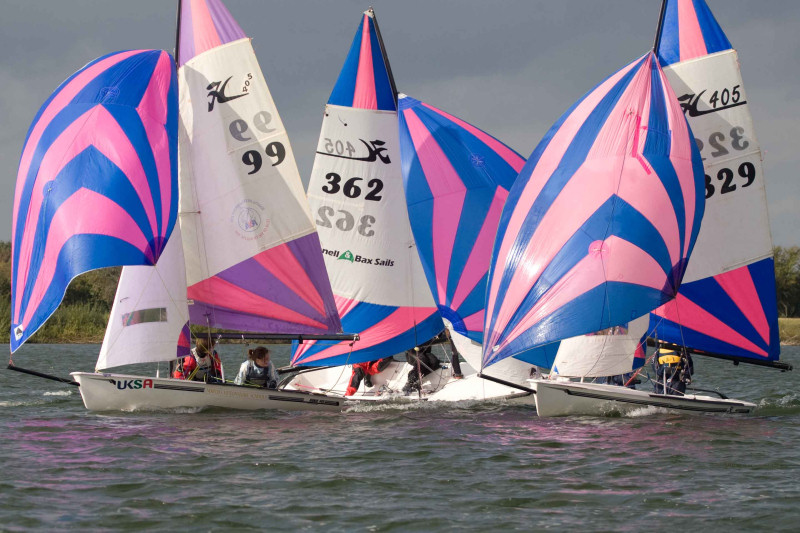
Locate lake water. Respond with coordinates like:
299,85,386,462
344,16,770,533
2,344,799,531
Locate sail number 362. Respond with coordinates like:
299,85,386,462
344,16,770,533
322,173,383,201
316,207,375,237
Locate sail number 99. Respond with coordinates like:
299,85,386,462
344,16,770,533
316,207,375,237
322,173,383,201
242,143,286,174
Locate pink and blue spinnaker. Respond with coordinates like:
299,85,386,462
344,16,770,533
483,52,705,369
11,50,178,352
398,95,524,343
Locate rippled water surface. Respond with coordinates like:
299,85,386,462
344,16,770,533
2,345,799,531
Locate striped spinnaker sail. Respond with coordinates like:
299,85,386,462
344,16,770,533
292,11,442,367
650,0,780,363
482,52,705,368
398,95,524,343
177,0,342,335
11,50,179,352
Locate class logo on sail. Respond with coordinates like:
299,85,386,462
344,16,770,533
676,87,746,117
206,74,251,112
316,138,391,164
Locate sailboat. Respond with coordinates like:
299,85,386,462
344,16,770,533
479,28,763,416
527,0,791,416
10,0,353,412
284,9,453,399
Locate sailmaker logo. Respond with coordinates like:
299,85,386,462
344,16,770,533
338,250,355,262
231,199,269,240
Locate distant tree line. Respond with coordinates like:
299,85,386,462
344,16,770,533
0,242,798,343
775,246,800,318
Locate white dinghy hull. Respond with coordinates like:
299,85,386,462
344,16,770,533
72,372,344,413
284,361,456,401
533,380,756,417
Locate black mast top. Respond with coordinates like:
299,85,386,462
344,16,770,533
174,0,183,66
653,0,668,53
368,8,399,105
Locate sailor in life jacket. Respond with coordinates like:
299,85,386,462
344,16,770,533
234,346,279,388
345,356,394,396
652,345,693,395
173,337,223,382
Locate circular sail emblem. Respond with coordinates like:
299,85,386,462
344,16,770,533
237,206,261,232
231,199,269,239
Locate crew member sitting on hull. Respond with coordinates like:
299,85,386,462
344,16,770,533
173,337,222,382
653,346,693,395
402,340,441,395
234,346,278,388
345,356,394,396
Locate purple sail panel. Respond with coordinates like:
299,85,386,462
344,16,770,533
179,0,246,65
483,52,705,368
187,233,342,334
11,50,178,352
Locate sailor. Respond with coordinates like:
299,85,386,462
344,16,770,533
234,346,278,388
402,339,441,395
173,337,223,382
653,346,693,395
345,356,394,396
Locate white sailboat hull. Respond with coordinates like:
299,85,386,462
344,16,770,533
72,372,343,413
533,380,756,417
284,361,531,403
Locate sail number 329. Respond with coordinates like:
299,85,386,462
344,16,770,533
705,161,756,199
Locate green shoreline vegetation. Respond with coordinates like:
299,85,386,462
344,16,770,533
1,242,799,345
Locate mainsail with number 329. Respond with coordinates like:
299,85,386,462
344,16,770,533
650,0,782,367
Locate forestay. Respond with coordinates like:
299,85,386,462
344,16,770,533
650,0,780,363
177,0,341,335
482,52,705,369
11,50,178,352
292,11,442,367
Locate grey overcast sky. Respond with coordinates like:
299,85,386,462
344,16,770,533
1,1,797,246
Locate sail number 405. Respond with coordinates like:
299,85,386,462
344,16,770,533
316,207,375,237
322,173,383,201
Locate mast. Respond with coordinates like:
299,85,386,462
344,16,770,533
653,0,668,52
369,8,399,104
174,0,183,66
